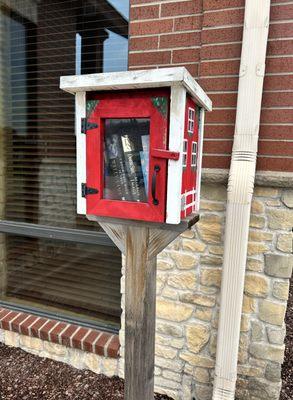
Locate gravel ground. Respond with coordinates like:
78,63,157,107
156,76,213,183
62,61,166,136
0,344,172,400
280,277,292,400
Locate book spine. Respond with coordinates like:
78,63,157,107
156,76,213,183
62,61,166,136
121,135,142,202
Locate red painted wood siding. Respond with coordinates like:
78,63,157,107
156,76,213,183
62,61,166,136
129,0,293,173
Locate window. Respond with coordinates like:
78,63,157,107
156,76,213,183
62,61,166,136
0,0,129,332
188,107,195,135
182,139,188,168
191,141,197,168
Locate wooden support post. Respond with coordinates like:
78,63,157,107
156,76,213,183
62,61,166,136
92,214,199,400
124,226,156,400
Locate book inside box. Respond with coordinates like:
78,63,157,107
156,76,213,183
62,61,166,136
104,118,150,203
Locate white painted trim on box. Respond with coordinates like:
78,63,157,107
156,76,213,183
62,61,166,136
60,67,212,111
196,108,205,212
166,85,186,224
75,92,86,215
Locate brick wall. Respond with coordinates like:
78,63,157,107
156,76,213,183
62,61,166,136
129,0,293,172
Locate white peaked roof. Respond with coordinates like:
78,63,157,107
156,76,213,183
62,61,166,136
60,67,212,112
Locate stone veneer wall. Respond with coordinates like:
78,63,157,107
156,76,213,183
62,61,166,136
0,182,292,400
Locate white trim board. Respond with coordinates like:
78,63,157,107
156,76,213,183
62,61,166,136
60,67,212,111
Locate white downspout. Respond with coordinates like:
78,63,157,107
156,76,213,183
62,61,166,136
212,1,271,400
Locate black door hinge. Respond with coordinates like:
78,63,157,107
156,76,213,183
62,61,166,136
81,118,98,134
81,183,99,197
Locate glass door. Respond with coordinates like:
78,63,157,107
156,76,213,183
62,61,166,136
86,89,170,223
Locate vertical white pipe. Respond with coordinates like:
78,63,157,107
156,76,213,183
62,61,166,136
213,1,271,399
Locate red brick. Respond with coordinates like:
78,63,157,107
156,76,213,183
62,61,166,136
129,36,158,51
10,313,30,333
263,91,293,108
106,335,120,358
30,318,49,338
60,325,79,347
1,312,20,330
173,48,200,64
39,320,59,341
259,140,293,157
71,327,89,350
161,1,201,17
208,93,237,108
203,0,244,11
203,155,230,169
200,59,240,76
130,5,160,20
94,333,112,356
261,109,293,125
271,4,293,21
203,139,232,154
129,50,171,66
199,76,239,91
19,315,39,335
49,322,67,343
257,157,293,172
201,43,242,60
174,15,202,32
203,8,244,28
0,309,14,320
131,0,167,4
266,57,293,74
130,19,173,35
269,22,293,39
160,32,200,49
83,330,101,353
259,124,293,140
267,39,293,56
202,27,243,44
264,74,293,91
205,109,236,124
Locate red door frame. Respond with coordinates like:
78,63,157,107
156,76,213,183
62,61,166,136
86,89,170,223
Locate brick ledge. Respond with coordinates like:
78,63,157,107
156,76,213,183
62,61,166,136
0,308,120,358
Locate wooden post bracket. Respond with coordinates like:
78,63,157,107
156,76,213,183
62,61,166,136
87,214,199,400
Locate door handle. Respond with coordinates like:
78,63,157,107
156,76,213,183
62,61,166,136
151,165,160,205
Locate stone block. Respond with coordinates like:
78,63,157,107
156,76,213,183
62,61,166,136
196,214,223,244
248,377,282,400
180,292,216,307
249,215,266,229
249,343,285,363
267,327,286,345
194,307,213,322
179,352,215,368
281,189,293,208
200,255,222,265
272,280,290,300
161,286,179,300
170,252,198,270
5,331,19,347
242,295,257,313
251,199,265,214
277,233,292,253
254,187,279,197
244,274,269,297
251,320,264,342
194,384,213,400
181,239,206,252
201,184,227,201
186,323,210,354
21,335,43,352
265,362,281,382
194,367,210,383
155,344,177,360
247,242,269,256
247,258,263,272
167,271,197,290
268,209,293,230
248,230,273,242
84,352,102,373
156,299,193,322
157,259,174,271
181,229,195,239
259,300,286,326
102,358,118,377
265,254,293,278
209,245,224,255
155,357,183,371
200,200,225,211
200,268,222,288
237,365,263,378
156,322,183,338
162,370,181,383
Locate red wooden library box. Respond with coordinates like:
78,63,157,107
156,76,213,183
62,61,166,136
60,67,212,224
